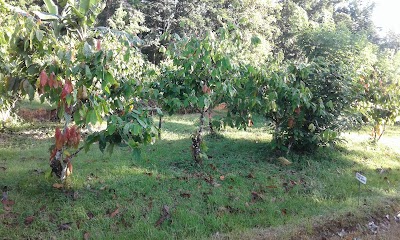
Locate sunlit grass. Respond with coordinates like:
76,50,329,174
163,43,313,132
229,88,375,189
1,114,400,239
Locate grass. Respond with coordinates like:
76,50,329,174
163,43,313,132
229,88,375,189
1,114,400,239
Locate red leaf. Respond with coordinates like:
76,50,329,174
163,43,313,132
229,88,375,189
24,216,35,225
281,209,287,215
55,128,65,150
96,39,101,51
39,70,48,87
61,80,73,99
48,72,56,88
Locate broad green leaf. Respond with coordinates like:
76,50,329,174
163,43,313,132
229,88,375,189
43,0,58,14
79,0,90,14
32,11,59,20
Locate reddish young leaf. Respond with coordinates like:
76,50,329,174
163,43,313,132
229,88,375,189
288,118,294,128
96,39,101,51
49,148,57,161
39,70,48,87
294,107,301,115
61,80,73,99
48,72,56,88
55,128,65,150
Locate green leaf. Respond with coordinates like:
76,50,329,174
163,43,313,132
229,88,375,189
35,30,44,41
137,118,147,128
79,0,90,14
43,0,58,14
32,11,59,20
86,110,97,125
83,42,92,58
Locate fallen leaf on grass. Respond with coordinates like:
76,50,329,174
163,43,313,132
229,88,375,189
0,166,6,171
180,192,191,198
58,222,72,230
144,172,153,177
251,191,264,203
24,216,35,225
84,232,90,240
267,185,277,189
278,157,292,166
281,209,287,215
1,190,15,212
109,208,119,218
246,173,255,179
87,211,95,220
52,183,64,189
219,175,225,181
155,205,171,227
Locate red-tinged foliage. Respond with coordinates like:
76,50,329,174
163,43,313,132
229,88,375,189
50,148,57,161
39,70,48,87
294,107,301,115
48,72,57,88
66,126,81,148
288,118,294,128
61,80,73,99
55,127,65,150
96,39,101,51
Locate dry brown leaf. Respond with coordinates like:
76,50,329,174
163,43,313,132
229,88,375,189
53,183,64,189
278,157,292,166
58,222,72,230
155,205,170,227
180,192,191,198
84,232,90,240
219,175,225,181
24,216,35,225
109,208,119,218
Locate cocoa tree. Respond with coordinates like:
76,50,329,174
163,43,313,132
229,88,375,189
3,0,158,182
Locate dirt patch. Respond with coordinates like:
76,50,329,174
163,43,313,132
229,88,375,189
213,198,400,240
18,108,58,122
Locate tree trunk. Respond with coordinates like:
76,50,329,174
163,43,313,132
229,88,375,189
191,109,205,164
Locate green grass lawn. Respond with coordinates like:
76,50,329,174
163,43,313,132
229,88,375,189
1,114,400,239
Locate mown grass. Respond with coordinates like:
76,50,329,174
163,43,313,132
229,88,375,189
1,114,399,239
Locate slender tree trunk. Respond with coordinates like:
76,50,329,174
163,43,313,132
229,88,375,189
191,108,205,164
207,109,214,134
158,115,162,139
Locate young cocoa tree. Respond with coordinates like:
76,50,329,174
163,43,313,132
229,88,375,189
155,29,240,163
3,0,158,182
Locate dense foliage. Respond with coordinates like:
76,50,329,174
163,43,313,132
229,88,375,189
1,0,399,179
